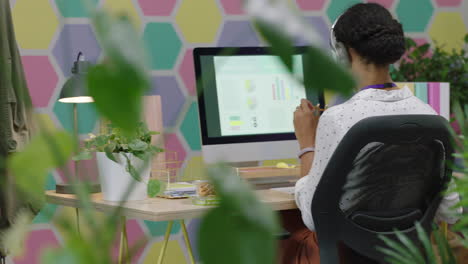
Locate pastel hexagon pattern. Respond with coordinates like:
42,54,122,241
13,229,60,264
53,101,98,134
187,218,201,261
180,103,202,151
296,0,327,10
220,0,244,14
176,0,223,43
165,133,187,162
112,220,147,263
21,56,58,108
327,0,362,23
143,23,182,70
365,0,394,9
138,0,177,16
103,0,142,29
143,220,181,237
396,0,434,32
55,0,100,17
52,24,101,77
12,0,59,49
53,207,107,241
142,240,187,264
297,16,330,48
218,21,261,47
179,49,196,96
182,156,206,181
435,0,462,7
429,12,467,52
147,76,185,127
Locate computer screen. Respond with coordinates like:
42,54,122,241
194,47,324,162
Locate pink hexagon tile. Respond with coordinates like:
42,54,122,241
296,0,327,10
13,228,60,264
164,133,187,162
220,0,244,14
435,0,462,7
179,49,196,96
137,0,177,16
366,0,395,9
21,56,58,108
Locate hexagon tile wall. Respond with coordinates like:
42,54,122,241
8,0,468,262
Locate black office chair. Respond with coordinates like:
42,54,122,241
311,115,454,263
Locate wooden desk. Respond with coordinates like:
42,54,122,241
45,189,297,264
46,189,296,221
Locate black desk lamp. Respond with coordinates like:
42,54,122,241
56,52,100,194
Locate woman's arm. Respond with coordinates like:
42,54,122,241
294,99,320,178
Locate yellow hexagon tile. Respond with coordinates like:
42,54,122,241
13,0,59,50
142,240,187,264
34,113,58,132
429,12,467,52
175,0,222,43
181,156,206,181
102,0,142,30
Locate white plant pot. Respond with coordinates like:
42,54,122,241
96,152,150,202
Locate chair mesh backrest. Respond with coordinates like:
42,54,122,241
311,115,453,262
340,140,445,217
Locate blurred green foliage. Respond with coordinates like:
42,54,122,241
391,35,468,106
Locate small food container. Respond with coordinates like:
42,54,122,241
194,180,216,197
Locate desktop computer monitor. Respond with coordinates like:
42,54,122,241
193,47,324,163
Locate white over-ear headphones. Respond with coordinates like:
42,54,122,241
330,16,350,66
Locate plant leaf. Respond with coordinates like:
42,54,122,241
255,20,294,72
302,46,355,97
147,179,160,198
8,131,75,206
128,139,148,151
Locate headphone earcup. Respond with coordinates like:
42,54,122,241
334,42,349,65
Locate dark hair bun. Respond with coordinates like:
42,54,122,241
334,3,405,65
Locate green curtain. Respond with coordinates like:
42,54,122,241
0,0,35,257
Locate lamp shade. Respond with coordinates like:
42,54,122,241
58,56,94,103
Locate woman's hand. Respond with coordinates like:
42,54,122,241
294,99,320,149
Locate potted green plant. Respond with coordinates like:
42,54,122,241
75,121,163,201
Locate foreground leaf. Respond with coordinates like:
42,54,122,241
255,20,294,71
147,179,160,198
8,131,75,206
198,164,279,264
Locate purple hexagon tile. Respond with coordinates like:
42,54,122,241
21,56,58,108
178,49,196,96
137,0,177,16
13,229,60,264
57,157,99,184
435,0,462,7
187,218,201,261
111,219,147,263
366,0,395,9
52,24,101,77
218,21,261,47
296,0,327,10
164,133,187,162
147,76,185,127
220,0,244,14
296,16,330,48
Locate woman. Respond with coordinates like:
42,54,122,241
280,3,461,263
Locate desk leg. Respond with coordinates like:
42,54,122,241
118,216,129,264
181,220,196,264
157,221,174,264
75,208,81,235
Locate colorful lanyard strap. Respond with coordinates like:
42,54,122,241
361,83,397,91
